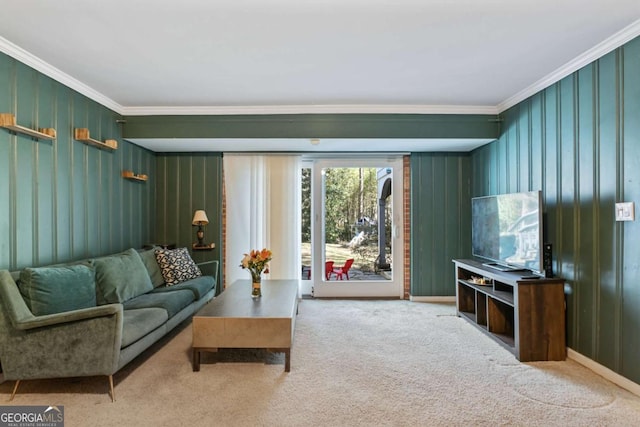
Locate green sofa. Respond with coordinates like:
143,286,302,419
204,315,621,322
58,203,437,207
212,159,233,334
0,247,217,401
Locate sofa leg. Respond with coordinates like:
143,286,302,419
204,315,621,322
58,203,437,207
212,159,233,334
9,380,20,401
108,375,115,402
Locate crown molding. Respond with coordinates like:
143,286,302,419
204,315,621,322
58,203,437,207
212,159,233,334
0,36,125,115
0,36,496,116
120,104,498,116
497,18,640,113
4,16,640,119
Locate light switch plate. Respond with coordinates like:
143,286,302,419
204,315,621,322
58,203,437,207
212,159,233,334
615,202,635,221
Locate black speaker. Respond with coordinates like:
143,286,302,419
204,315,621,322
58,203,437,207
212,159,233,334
543,243,553,278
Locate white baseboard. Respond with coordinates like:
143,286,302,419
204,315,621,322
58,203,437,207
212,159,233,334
409,296,456,303
407,300,640,396
568,348,640,397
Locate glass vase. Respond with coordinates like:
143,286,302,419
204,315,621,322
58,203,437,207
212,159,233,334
251,276,262,298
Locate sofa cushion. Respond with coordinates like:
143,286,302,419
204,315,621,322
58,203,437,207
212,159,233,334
121,308,168,348
138,247,165,288
154,248,202,286
93,248,154,304
122,289,195,318
18,265,97,316
151,275,215,300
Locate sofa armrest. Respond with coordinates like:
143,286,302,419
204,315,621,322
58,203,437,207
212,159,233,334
197,260,219,283
14,304,122,330
0,270,124,379
0,269,121,330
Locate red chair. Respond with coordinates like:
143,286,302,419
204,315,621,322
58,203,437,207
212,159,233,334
325,261,335,280
331,259,354,280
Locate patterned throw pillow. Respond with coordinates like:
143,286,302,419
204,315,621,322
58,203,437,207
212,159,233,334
154,247,202,286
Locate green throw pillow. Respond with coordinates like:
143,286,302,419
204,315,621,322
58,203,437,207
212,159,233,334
138,247,165,287
93,248,154,304
19,265,97,316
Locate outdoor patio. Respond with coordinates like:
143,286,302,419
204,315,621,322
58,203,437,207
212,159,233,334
301,265,390,281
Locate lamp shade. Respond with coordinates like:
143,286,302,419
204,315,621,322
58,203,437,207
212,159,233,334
192,210,209,225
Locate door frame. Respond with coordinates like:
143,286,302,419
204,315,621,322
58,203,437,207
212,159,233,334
310,156,404,298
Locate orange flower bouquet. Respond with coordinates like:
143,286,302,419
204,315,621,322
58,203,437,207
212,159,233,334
240,248,272,297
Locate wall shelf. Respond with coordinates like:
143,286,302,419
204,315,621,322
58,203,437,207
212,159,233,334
0,113,56,140
193,243,215,251
122,170,148,182
74,128,117,151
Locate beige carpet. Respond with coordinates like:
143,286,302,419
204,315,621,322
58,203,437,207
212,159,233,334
2,299,640,426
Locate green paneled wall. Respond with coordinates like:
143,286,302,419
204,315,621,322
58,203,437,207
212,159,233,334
471,36,640,384
410,153,471,296
0,52,156,270
155,153,224,290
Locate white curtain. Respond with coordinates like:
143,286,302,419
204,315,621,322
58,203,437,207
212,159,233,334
224,154,301,286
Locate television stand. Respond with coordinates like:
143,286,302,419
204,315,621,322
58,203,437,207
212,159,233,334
453,259,566,361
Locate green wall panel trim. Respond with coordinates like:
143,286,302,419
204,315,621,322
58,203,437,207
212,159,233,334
410,152,471,297
470,35,640,385
595,64,618,368
122,114,500,140
620,37,640,384
575,63,598,362
154,152,224,293
0,51,155,271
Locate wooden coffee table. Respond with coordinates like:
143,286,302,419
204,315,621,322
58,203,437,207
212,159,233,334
192,279,299,372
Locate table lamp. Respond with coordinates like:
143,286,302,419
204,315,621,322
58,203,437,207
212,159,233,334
192,210,209,247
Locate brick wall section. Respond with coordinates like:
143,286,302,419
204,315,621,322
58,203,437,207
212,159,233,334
222,165,227,289
403,155,411,299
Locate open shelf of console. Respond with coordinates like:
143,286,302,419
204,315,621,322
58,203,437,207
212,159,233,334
453,258,566,361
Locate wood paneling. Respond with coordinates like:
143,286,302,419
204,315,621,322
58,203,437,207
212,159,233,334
410,153,471,296
155,153,224,290
0,52,155,270
471,36,640,384
620,37,640,385
517,282,566,362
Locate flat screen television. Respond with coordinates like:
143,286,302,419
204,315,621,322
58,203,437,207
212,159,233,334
471,190,543,274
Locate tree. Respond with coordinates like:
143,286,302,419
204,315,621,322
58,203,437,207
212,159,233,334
325,167,379,243
300,166,381,246
324,167,354,243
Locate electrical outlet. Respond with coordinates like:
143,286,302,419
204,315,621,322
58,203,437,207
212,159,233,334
615,202,635,221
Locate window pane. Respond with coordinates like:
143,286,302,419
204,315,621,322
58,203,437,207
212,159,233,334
322,167,392,281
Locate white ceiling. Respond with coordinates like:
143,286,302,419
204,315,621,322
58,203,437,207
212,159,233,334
1,0,640,152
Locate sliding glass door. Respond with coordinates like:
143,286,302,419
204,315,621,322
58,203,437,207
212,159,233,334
309,157,403,298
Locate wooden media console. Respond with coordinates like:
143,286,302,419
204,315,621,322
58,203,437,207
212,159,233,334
453,259,566,362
